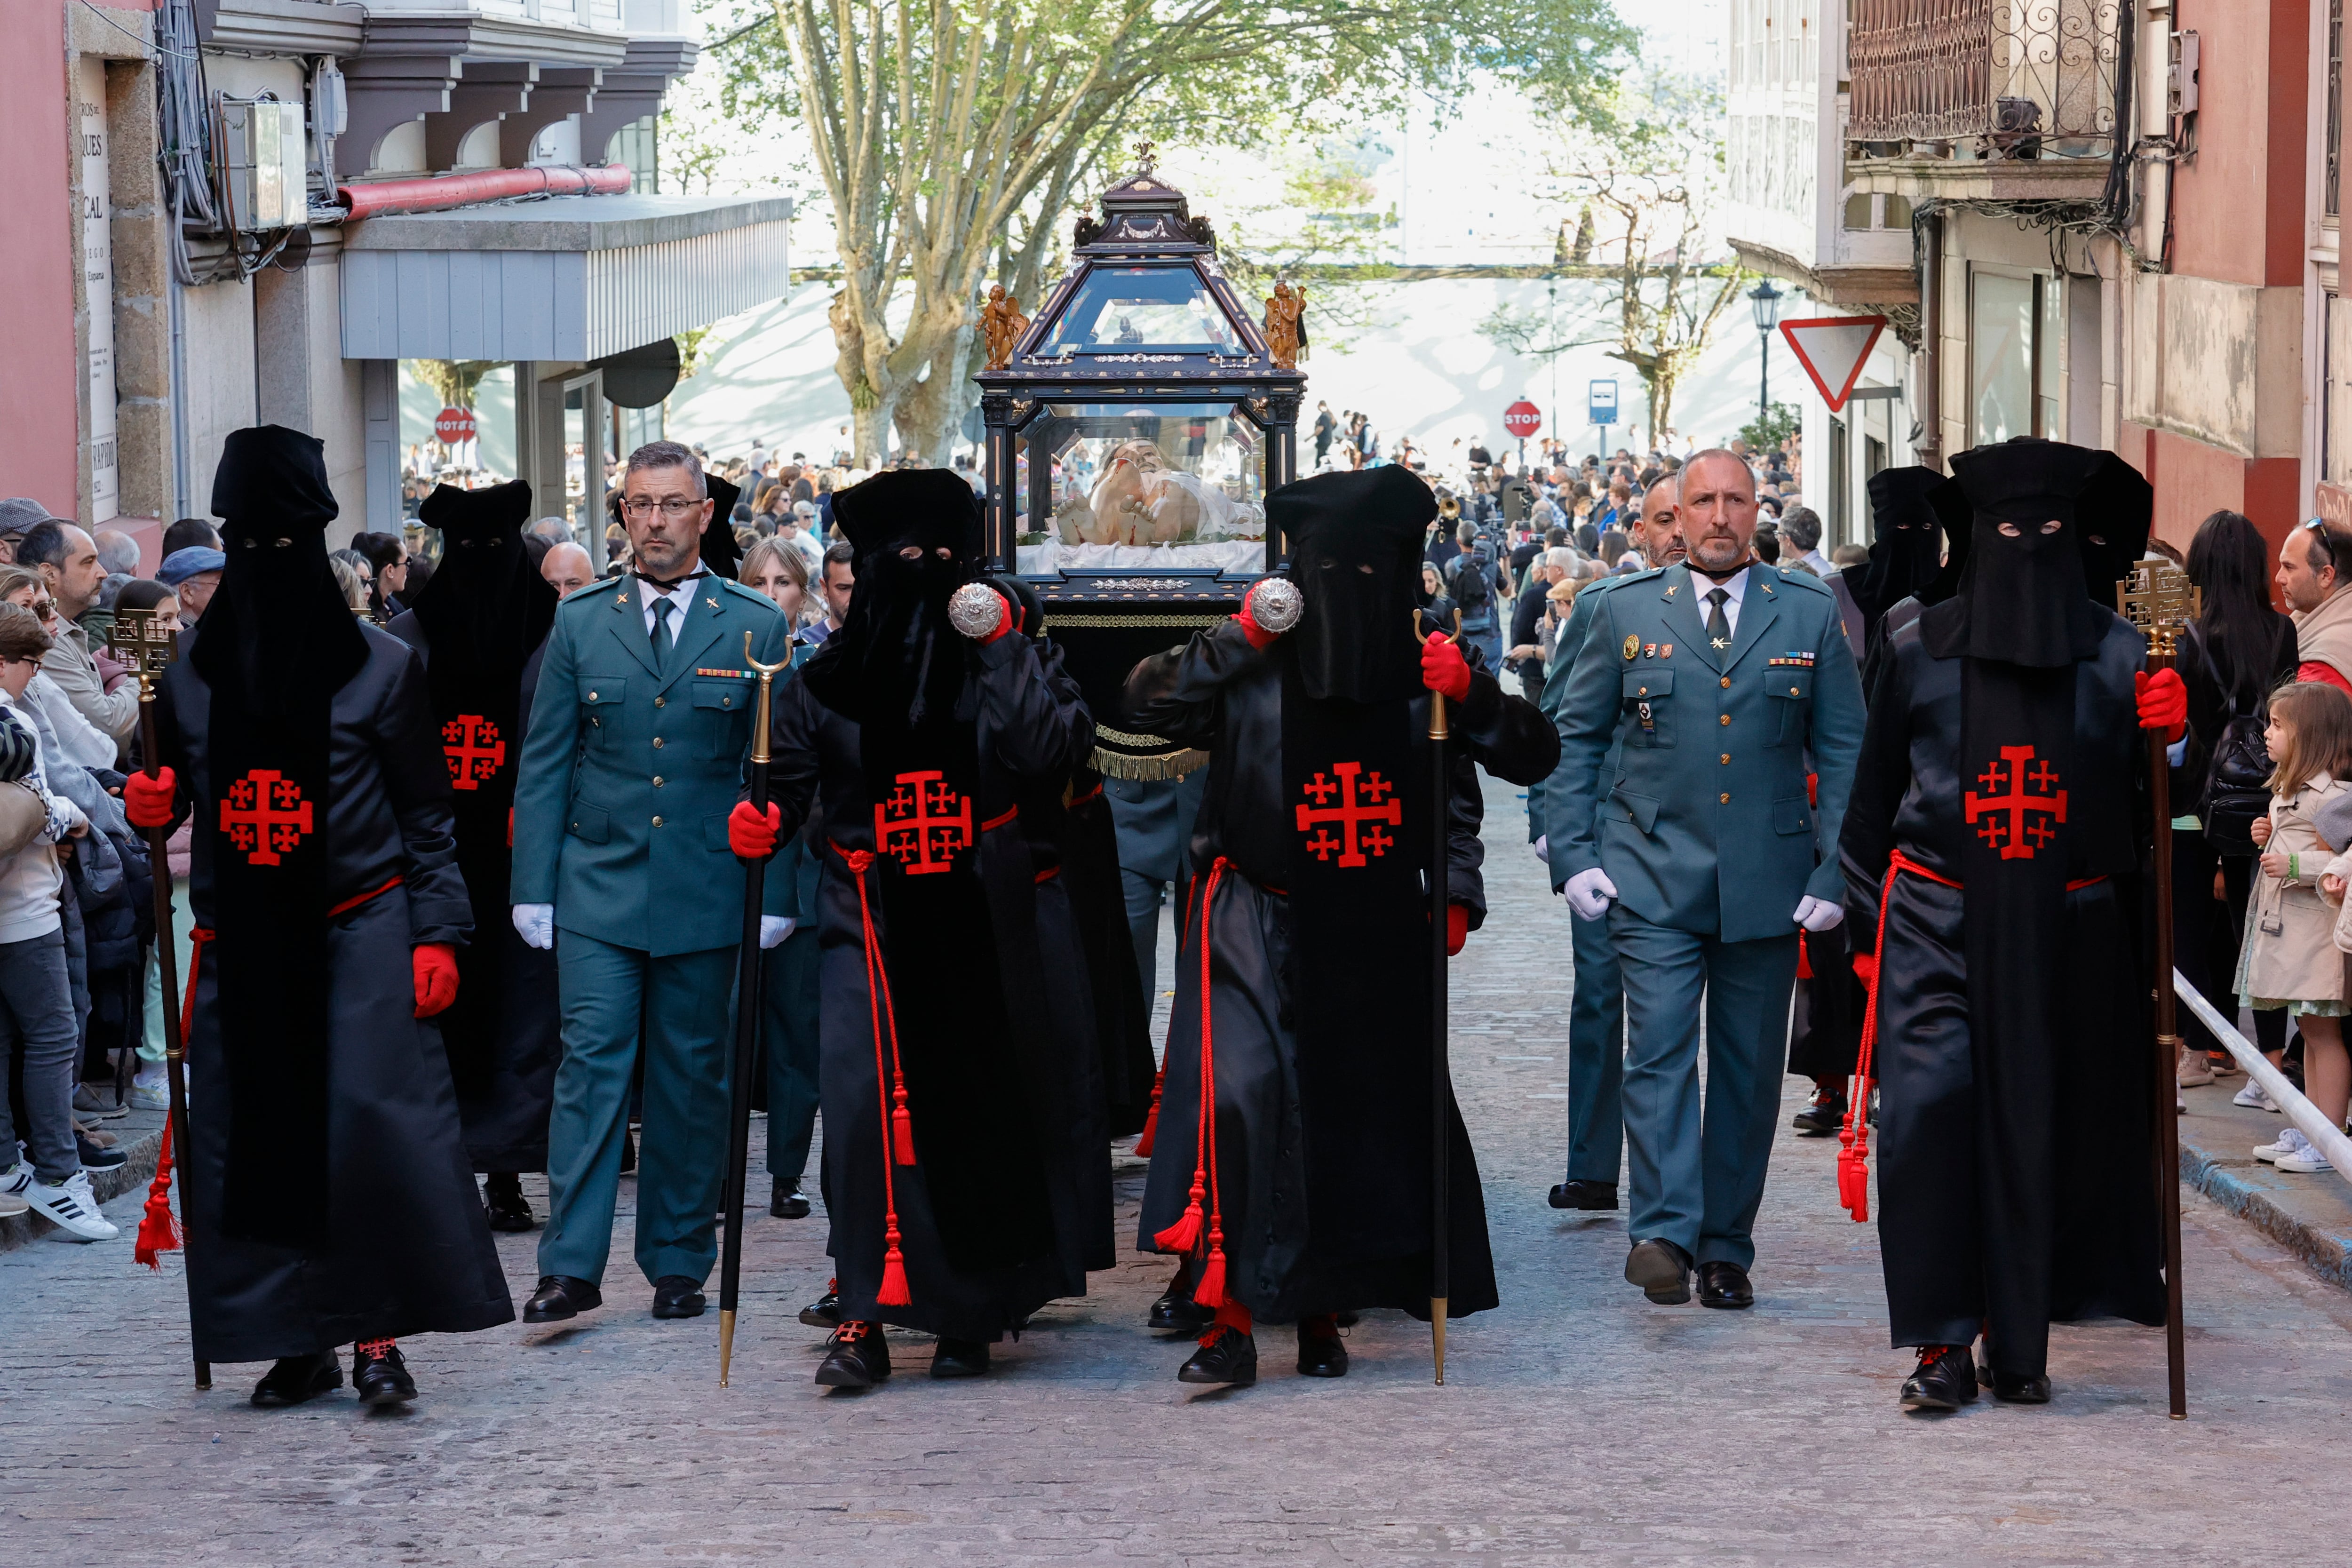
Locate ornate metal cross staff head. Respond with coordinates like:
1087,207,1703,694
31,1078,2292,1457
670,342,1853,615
111,608,180,691
2115,560,2201,664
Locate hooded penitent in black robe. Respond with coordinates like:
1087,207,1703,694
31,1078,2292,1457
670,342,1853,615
765,469,1108,1340
386,479,561,1170
1122,467,1559,1324
155,426,510,1363
1839,438,2165,1381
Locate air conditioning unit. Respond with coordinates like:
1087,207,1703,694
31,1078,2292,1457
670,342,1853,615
217,97,308,231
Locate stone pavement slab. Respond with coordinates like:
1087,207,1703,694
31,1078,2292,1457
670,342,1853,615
4,774,2351,1566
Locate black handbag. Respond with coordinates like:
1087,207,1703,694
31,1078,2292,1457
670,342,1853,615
2194,628,2273,851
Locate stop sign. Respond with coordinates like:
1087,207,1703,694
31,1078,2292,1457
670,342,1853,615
1502,400,1543,438
434,406,477,444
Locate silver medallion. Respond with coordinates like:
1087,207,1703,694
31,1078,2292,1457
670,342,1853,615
1250,576,1303,634
948,581,1008,640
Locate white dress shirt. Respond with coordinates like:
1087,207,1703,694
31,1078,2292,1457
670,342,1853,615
1692,564,1750,642
636,572,707,645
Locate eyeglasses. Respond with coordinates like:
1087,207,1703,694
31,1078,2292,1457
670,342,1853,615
621,497,704,520
28,600,55,621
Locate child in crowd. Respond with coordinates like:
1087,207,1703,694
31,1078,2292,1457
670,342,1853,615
2241,680,2352,1174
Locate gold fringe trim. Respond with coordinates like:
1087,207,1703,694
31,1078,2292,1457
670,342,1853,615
1091,745,1210,781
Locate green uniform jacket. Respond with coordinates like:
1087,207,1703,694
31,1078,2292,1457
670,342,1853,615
1549,562,1867,944
511,575,793,955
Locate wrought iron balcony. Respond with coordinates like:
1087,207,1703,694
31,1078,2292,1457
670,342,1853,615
1848,0,2120,157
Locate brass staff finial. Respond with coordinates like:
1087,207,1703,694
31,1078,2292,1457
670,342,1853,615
111,608,181,687
2115,559,2200,661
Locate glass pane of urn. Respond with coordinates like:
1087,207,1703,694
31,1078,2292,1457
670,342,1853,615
1014,401,1267,573
1035,266,1247,357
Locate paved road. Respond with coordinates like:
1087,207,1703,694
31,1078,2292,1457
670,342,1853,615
8,774,2352,1566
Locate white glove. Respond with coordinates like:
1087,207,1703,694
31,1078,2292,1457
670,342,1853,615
1565,867,1619,921
759,915,795,949
512,903,555,950
1794,895,1844,932
1531,834,1549,864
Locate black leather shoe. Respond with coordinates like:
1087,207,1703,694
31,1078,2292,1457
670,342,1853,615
1696,1260,1754,1310
1899,1345,1979,1412
1148,1287,1208,1334
1295,1323,1349,1378
1624,1238,1694,1305
652,1275,706,1319
799,1279,841,1329
522,1274,603,1323
1548,1179,1619,1211
1989,1368,2052,1404
771,1179,811,1219
930,1336,991,1378
250,1351,342,1408
814,1321,891,1388
1178,1326,1257,1386
1791,1090,1847,1137
482,1172,534,1233
618,1124,636,1174
351,1344,418,1408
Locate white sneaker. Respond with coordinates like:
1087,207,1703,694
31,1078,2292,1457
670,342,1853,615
128,1076,170,1111
2254,1129,2304,1163
2177,1052,2215,1088
0,1162,29,1218
2233,1080,2280,1113
26,1168,118,1241
2278,1139,2337,1173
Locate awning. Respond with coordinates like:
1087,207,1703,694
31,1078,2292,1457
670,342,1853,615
338,191,792,362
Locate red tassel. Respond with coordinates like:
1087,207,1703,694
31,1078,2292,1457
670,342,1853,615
1192,1226,1227,1309
1837,1119,1871,1222
1154,1179,1205,1253
1133,1069,1164,1157
1796,932,1813,979
890,1083,915,1166
133,1116,182,1271
877,1224,913,1306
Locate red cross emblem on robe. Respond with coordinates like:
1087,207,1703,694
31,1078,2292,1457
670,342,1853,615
1963,744,2067,860
875,770,974,875
441,714,506,791
1295,760,1403,867
219,769,315,866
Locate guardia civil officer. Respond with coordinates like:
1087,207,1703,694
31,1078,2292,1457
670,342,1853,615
1549,449,1867,1310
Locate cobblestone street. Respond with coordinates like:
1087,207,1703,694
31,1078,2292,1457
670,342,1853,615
7,775,2352,1566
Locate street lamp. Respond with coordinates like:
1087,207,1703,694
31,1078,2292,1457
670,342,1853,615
1748,278,1783,421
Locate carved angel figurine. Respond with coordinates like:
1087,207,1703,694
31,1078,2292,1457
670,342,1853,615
1263,279,1306,369
980,285,1030,371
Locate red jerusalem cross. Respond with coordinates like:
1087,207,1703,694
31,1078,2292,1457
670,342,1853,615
874,770,974,876
1963,744,2067,860
442,714,505,791
1295,760,1404,868
219,769,314,866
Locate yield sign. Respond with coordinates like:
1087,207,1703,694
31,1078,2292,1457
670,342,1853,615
1778,316,1887,413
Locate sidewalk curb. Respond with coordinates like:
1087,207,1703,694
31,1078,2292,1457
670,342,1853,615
0,1123,163,1253
2180,1139,2352,1295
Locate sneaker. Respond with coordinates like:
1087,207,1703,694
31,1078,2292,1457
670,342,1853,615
2177,1051,2214,1088
128,1075,171,1112
2277,1138,2336,1173
0,1162,29,1218
2233,1080,2280,1113
74,1127,127,1170
2209,1053,2243,1077
71,1083,127,1121
27,1169,119,1241
2254,1129,2304,1163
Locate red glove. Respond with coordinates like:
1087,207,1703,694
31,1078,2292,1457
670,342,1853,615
1422,634,1472,703
124,767,175,830
1446,903,1469,957
728,800,780,859
1235,581,1283,650
1851,952,1880,992
2135,668,2187,741
413,943,460,1018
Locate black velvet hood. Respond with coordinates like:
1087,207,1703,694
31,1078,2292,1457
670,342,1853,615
1923,439,2110,668
1269,465,1432,704
798,469,984,726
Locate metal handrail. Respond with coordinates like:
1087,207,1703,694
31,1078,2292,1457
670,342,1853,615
1847,0,2121,153
2173,972,2352,1188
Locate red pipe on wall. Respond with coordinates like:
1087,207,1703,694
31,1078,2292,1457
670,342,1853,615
336,163,633,222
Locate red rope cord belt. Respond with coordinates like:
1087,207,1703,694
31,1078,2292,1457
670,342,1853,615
1839,851,2106,1223
831,840,915,1306
1152,856,1235,1309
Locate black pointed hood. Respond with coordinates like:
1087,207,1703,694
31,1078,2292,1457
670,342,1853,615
1268,465,1433,704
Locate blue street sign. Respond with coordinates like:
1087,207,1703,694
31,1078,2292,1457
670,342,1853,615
1588,378,1619,426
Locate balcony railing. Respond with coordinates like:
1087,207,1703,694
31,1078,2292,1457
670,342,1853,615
1848,0,2120,156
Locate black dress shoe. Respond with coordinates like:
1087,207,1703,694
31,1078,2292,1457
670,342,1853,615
1548,1179,1619,1211
250,1351,342,1408
1899,1345,1979,1412
1696,1260,1754,1310
799,1279,841,1329
814,1321,891,1388
1989,1368,2052,1403
1791,1090,1847,1137
351,1344,418,1408
522,1274,603,1323
1332,1309,1360,1329
1623,1238,1694,1304
771,1179,811,1219
651,1275,707,1319
482,1172,534,1233
1295,1324,1349,1378
618,1124,636,1174
930,1336,991,1378
1178,1326,1257,1386
1147,1287,1208,1334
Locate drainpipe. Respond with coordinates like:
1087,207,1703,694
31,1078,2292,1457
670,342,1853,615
335,163,632,222
1916,208,1943,473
